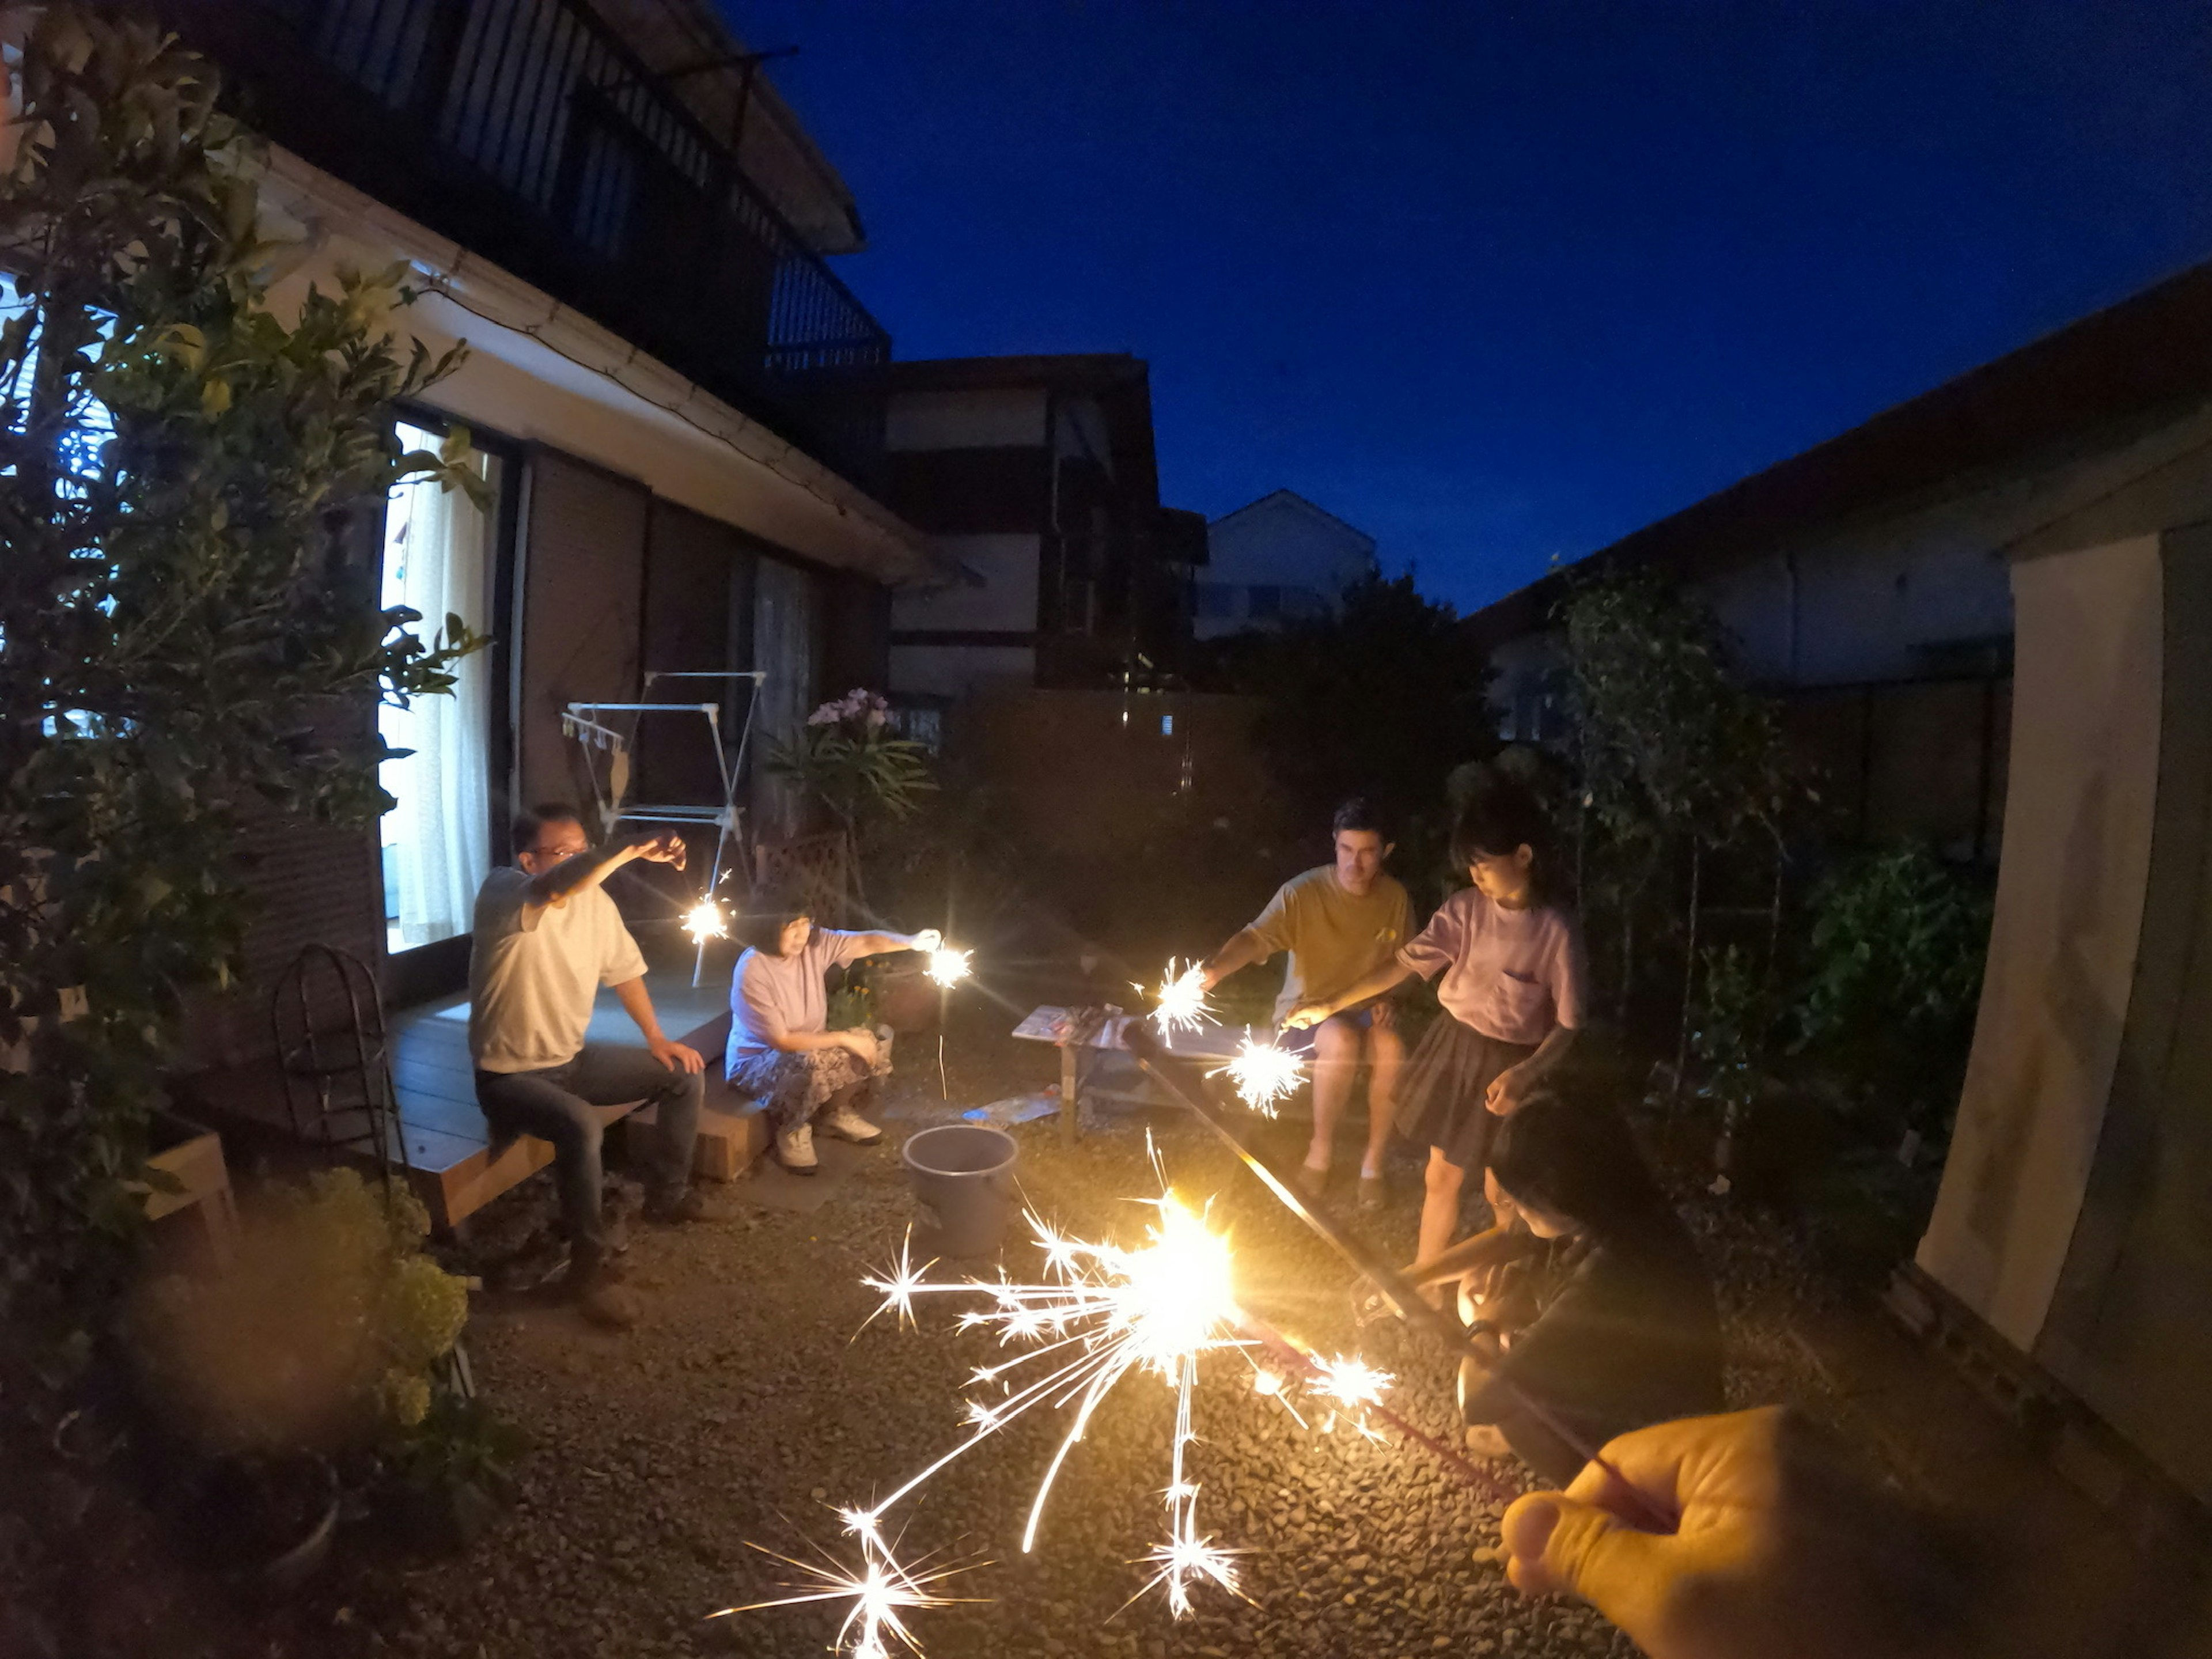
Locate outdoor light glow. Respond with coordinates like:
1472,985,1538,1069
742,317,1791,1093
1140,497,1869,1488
683,898,728,945
1213,1036,1306,1116
1150,960,1215,1041
847,1146,1252,1616
926,946,973,989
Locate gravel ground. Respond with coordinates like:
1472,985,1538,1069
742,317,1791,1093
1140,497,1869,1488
287,1017,1866,1659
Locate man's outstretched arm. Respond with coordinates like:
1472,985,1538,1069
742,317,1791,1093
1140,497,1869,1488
1199,927,1270,989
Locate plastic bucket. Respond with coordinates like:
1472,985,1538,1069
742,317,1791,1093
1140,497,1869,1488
902,1124,1020,1258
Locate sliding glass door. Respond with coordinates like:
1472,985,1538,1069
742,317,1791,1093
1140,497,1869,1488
378,423,501,953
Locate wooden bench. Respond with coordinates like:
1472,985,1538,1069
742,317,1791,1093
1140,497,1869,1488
647,1010,771,1181
178,1011,770,1233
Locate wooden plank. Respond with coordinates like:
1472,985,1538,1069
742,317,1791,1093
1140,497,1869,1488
635,1094,767,1181
391,1054,479,1101
392,1089,494,1145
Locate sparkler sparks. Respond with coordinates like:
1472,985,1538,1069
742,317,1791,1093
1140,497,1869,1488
853,1154,1251,1616
682,897,728,945
1213,1034,1307,1115
926,945,973,988
718,1526,986,1659
1150,961,1215,1041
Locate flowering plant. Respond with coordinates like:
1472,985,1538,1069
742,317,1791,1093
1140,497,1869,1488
807,688,892,732
767,687,935,840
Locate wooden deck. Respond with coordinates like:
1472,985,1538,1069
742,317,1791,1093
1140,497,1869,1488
177,982,767,1232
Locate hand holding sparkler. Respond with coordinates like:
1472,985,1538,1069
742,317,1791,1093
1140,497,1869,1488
1279,998,1334,1031
630,831,687,869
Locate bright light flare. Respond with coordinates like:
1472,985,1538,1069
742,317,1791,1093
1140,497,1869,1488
718,1527,986,1659
683,898,728,945
851,1147,1249,1616
1150,961,1215,1041
926,946,972,988
1213,1036,1306,1116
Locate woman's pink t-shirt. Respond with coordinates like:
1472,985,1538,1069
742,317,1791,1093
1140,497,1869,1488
1396,889,1586,1045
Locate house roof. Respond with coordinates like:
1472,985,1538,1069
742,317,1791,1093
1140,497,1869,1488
596,0,868,254
1209,489,1377,554
885,354,1152,395
887,354,1160,507
1464,256,2212,649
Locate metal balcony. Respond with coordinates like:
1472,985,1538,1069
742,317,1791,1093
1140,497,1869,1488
160,0,891,489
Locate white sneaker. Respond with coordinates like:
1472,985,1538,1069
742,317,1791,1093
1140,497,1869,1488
776,1122,818,1175
819,1105,883,1146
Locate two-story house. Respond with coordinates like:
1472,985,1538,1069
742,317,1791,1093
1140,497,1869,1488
881,354,1207,703
147,0,948,1037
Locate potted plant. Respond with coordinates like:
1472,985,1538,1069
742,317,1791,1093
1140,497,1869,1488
126,1168,472,1590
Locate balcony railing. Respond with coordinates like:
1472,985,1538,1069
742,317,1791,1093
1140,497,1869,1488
159,0,891,488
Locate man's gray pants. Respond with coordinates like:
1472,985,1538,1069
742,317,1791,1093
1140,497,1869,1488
475,1045,703,1265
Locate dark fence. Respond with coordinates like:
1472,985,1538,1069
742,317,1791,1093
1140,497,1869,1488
161,0,890,487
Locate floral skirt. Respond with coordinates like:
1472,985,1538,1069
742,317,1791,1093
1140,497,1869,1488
728,1029,894,1131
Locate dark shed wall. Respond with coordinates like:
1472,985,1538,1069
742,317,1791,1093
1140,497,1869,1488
516,450,652,816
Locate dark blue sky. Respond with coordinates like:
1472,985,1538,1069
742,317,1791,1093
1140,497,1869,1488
721,1,2212,612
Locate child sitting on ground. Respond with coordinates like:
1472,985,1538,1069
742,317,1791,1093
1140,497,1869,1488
724,888,939,1176
1442,1083,1724,1483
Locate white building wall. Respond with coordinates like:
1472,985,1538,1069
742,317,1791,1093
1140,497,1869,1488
1490,398,2212,729
1196,491,1377,639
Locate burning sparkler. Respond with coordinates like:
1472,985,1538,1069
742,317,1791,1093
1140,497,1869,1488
682,897,728,946
1149,960,1215,1042
718,1524,986,1659
852,1150,1250,1615
926,945,972,989
1212,1033,1306,1116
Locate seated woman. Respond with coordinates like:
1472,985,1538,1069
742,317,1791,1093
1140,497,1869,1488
1442,1084,1724,1484
724,888,940,1176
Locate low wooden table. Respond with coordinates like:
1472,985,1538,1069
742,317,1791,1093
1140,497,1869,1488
1011,1008,1279,1142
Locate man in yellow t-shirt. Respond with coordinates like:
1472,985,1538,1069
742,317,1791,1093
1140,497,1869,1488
1199,798,1412,1209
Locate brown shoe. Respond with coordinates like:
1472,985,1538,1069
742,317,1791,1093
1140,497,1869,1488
1357,1173,1385,1212
643,1187,718,1225
1296,1164,1329,1198
563,1254,638,1330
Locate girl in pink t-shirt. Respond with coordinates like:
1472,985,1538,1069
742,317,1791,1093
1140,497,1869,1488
1286,782,1585,1274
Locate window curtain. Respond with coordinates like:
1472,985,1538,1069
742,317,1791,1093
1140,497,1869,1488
379,448,495,948
752,556,819,843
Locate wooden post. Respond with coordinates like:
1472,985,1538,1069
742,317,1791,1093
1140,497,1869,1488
1060,1041,1079,1144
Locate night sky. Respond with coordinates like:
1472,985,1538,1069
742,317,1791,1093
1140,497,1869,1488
720,1,2212,612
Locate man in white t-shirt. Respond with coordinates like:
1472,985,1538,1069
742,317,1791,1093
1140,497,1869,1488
470,805,709,1317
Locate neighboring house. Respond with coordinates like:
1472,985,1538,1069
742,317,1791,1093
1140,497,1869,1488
1483,256,2212,1526
150,0,946,1042
1192,490,1377,640
1461,268,2212,861
884,355,1207,700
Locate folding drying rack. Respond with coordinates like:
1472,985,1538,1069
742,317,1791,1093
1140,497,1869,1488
562,669,766,986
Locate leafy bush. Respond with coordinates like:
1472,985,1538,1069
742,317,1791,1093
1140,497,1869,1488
1793,844,1993,1133
127,1169,469,1456
0,9,483,1332
1690,944,1778,1161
